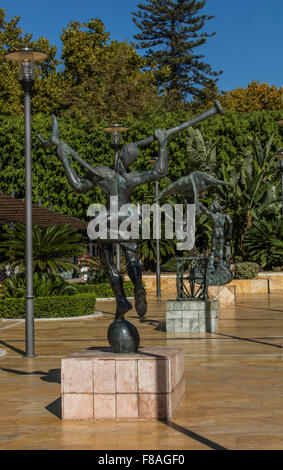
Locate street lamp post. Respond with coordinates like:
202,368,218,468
274,151,283,217
104,124,128,270
5,48,47,357
148,158,161,298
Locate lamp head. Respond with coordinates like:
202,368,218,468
5,48,48,92
104,124,129,170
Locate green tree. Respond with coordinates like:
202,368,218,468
132,0,221,102
60,18,159,123
219,81,283,113
0,8,62,114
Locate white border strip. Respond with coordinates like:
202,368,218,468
0,312,104,324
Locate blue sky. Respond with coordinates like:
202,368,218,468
1,0,282,92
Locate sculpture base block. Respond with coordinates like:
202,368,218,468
166,299,219,333
61,347,185,421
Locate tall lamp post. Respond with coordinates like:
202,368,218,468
148,158,161,298
104,124,128,270
5,48,47,357
274,151,283,217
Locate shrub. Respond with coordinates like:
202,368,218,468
0,293,96,319
2,273,77,298
0,223,84,275
244,219,283,269
234,262,259,279
75,281,134,297
272,266,283,272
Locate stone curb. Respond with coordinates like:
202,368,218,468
1,311,104,323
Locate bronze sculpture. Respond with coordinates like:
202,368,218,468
38,116,168,322
199,198,233,285
38,102,224,352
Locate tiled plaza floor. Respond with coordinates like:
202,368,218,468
0,292,283,450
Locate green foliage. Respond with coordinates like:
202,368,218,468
160,258,177,272
132,0,221,101
60,18,159,123
234,262,260,280
218,81,282,113
0,109,281,222
0,292,96,319
75,281,134,298
0,223,85,274
1,272,77,298
197,112,282,256
0,8,61,115
0,9,160,120
139,237,175,272
244,219,283,269
0,100,282,264
185,126,217,174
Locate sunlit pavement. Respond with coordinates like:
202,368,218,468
0,292,283,450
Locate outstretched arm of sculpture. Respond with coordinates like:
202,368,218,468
119,101,224,168
37,115,99,194
127,129,168,187
199,203,211,216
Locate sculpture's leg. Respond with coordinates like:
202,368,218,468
208,234,217,272
98,241,132,319
122,241,147,320
218,237,225,263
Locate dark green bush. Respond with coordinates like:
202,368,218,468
0,293,96,319
160,258,177,272
244,219,283,269
75,281,134,297
234,262,260,280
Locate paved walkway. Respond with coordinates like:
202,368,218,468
0,292,283,450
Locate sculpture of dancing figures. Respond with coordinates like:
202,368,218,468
38,116,168,322
38,102,224,352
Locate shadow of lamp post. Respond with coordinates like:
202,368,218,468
5,48,47,357
104,124,128,271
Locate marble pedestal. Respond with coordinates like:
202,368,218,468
166,299,219,333
61,346,185,421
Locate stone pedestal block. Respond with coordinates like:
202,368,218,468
61,346,185,421
166,299,219,333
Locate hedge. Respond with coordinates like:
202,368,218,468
0,293,96,319
0,110,281,222
75,281,134,297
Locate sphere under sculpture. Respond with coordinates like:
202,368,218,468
107,319,140,353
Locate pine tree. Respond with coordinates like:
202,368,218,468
132,0,222,102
